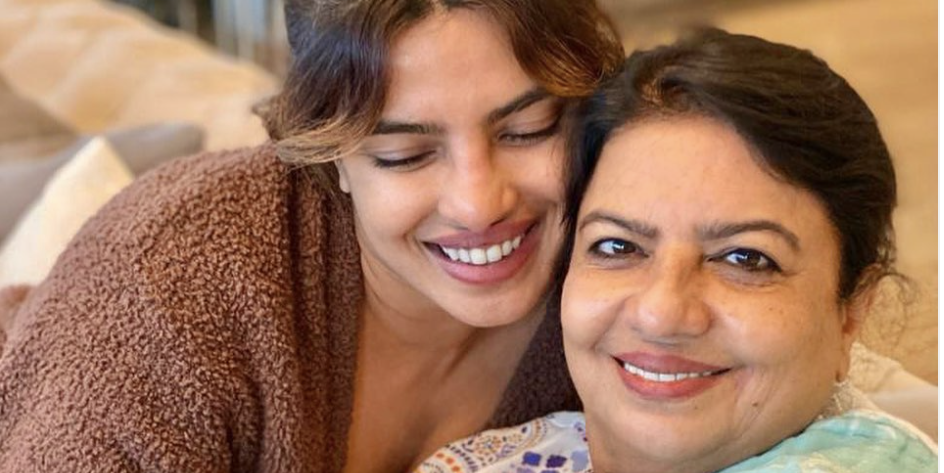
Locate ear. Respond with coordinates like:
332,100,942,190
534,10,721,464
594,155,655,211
835,281,877,382
334,160,351,194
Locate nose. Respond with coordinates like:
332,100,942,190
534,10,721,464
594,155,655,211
627,254,711,341
437,138,516,231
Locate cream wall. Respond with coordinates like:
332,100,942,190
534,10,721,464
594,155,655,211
607,0,938,384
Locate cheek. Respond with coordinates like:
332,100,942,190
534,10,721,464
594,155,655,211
723,295,843,373
545,142,565,198
347,171,440,237
508,140,565,203
731,300,846,430
561,270,621,350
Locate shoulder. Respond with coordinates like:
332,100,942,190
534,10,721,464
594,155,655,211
0,144,301,468
722,409,938,473
51,142,294,287
1,142,301,402
91,142,290,245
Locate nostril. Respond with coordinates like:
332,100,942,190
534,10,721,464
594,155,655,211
439,192,513,232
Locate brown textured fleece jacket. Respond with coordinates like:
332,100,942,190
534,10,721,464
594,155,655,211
0,144,580,472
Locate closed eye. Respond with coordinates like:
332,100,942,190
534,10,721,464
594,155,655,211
370,150,436,170
498,116,561,146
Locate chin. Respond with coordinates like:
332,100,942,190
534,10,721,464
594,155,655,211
452,301,537,328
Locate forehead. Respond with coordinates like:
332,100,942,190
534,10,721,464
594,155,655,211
584,117,832,234
382,9,536,121
591,118,760,196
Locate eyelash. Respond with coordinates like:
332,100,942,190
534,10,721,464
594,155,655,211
588,238,645,259
370,151,435,170
711,248,782,273
499,116,562,145
370,114,562,170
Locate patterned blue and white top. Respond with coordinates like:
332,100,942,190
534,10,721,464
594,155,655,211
415,408,937,473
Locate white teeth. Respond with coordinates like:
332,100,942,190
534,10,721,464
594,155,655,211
443,248,459,261
470,248,487,265
486,245,502,263
621,361,718,383
438,233,526,266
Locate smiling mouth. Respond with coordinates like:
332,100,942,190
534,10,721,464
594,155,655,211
429,226,533,266
618,360,730,383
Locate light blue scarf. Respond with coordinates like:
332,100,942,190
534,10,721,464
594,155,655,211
723,409,937,473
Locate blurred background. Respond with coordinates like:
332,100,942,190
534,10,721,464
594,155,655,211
0,0,936,387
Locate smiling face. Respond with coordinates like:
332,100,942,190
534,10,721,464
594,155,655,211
561,117,861,473
335,9,564,327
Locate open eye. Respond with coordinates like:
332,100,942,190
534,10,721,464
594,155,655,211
589,238,644,258
716,249,780,273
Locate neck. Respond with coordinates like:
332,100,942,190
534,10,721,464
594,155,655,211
347,276,547,473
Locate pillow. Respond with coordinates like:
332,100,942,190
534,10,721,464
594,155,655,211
848,342,937,441
870,387,938,442
0,137,133,286
848,342,934,392
0,138,90,239
0,122,204,240
0,73,76,163
0,73,80,239
105,121,204,176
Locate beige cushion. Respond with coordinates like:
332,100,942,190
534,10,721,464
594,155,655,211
0,137,132,286
0,122,204,239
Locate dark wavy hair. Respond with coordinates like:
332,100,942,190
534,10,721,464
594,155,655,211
259,0,624,194
561,28,898,300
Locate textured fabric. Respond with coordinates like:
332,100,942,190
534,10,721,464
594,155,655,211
417,408,937,473
415,412,589,473
725,409,937,472
0,143,579,472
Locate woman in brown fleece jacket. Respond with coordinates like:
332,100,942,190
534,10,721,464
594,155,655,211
0,1,623,472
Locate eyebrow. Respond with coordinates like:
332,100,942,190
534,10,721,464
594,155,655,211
370,87,550,136
371,121,444,136
578,211,659,239
698,220,801,251
487,87,551,125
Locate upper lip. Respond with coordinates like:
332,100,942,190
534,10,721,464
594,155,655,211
615,352,728,374
425,220,536,248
